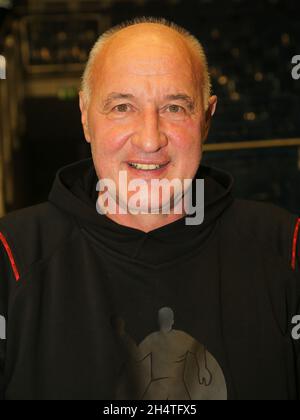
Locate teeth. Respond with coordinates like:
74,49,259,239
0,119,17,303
129,163,164,170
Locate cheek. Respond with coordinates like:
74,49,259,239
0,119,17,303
88,114,132,154
167,121,203,177
168,121,202,153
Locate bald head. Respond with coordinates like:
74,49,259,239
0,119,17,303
81,17,211,110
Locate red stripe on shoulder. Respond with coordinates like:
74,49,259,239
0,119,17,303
0,231,20,281
291,218,300,271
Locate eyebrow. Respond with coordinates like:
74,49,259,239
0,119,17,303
102,92,195,111
102,93,135,110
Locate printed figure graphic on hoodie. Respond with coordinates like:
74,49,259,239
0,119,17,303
115,307,227,400
0,17,299,400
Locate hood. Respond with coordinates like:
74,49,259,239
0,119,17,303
49,158,234,266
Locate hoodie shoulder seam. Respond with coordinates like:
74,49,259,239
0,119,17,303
0,231,20,282
0,203,77,284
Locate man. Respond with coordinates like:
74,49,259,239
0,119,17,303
114,307,227,400
0,17,299,400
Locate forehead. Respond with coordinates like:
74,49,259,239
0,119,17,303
92,26,200,96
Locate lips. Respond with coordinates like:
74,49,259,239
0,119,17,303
128,162,169,171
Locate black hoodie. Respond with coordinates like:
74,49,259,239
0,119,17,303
0,158,299,400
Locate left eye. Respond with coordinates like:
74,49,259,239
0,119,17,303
167,105,184,113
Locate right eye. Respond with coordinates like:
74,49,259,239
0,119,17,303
113,104,131,113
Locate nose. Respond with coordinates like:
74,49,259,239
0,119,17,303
131,108,168,153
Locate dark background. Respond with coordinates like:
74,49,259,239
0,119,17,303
0,0,300,215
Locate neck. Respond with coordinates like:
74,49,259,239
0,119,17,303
105,212,185,233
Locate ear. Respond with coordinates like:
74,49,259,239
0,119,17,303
79,91,91,143
202,95,218,144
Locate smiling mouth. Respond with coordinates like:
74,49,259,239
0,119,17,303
127,162,169,171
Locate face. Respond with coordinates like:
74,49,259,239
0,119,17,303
80,25,217,214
